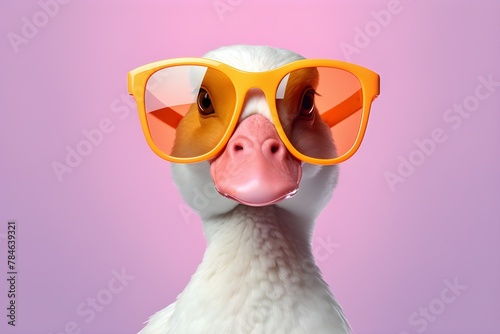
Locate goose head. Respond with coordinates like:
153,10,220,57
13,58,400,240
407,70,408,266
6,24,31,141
171,45,339,229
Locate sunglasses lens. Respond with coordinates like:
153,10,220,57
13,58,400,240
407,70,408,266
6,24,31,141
276,67,363,160
144,66,236,159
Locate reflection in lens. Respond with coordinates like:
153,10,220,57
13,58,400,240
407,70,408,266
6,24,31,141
276,67,363,160
144,66,236,159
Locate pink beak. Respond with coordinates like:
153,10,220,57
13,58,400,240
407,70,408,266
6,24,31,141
210,114,302,207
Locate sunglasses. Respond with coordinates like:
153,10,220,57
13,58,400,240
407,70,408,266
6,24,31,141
128,58,380,165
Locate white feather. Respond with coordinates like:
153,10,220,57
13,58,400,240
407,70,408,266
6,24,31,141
139,45,349,334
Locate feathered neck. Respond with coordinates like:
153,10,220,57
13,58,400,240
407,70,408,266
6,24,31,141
164,205,350,333
204,205,311,251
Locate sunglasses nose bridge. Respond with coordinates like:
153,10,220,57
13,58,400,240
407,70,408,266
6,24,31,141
233,72,282,117
232,69,279,93
236,87,274,124
226,76,296,162
221,73,281,143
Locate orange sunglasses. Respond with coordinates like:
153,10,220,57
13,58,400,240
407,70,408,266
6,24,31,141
128,58,380,165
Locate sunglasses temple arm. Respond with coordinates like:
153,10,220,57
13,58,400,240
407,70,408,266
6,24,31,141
322,89,363,127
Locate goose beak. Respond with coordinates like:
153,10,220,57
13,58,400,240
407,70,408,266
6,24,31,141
209,114,302,207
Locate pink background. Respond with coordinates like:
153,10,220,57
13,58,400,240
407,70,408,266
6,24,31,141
1,0,499,333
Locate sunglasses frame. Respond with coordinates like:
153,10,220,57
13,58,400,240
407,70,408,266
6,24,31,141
128,57,380,165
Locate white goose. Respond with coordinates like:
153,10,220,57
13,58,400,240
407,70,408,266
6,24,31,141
131,45,379,334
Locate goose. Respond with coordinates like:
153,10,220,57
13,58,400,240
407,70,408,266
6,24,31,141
130,45,379,334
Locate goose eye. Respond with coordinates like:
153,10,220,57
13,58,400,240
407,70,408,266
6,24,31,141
197,89,214,115
299,89,315,118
